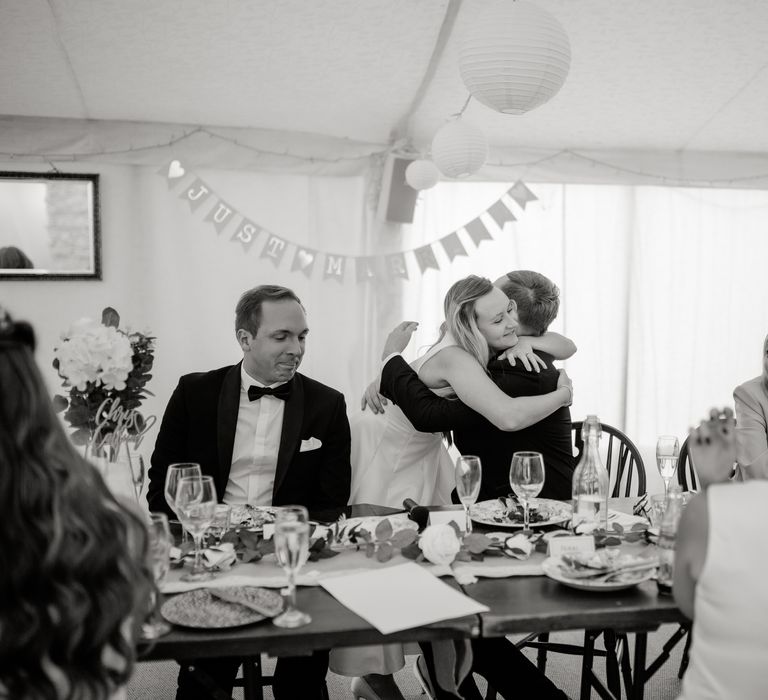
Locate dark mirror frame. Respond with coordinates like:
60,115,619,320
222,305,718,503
0,171,101,280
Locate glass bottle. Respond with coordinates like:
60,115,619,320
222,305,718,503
571,415,610,531
656,485,684,595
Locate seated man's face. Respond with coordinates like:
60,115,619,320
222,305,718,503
240,299,308,384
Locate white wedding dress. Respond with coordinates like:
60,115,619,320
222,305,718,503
331,334,457,677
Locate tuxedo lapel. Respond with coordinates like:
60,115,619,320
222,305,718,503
216,363,241,494
274,374,303,496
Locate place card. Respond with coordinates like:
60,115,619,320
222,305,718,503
262,523,275,540
428,506,466,531
320,562,488,634
548,535,595,558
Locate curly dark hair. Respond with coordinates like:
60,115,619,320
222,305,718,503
0,313,154,700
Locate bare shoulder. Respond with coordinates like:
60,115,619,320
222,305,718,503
424,345,481,371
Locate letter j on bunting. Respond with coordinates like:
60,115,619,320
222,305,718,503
180,178,212,212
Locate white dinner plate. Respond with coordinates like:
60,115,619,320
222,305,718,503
542,557,656,592
471,498,572,530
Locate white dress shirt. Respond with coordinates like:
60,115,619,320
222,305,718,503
223,364,287,505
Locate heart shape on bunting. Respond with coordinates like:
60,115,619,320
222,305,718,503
167,160,185,178
297,249,314,269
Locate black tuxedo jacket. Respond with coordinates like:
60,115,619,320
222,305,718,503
380,354,573,502
147,363,351,521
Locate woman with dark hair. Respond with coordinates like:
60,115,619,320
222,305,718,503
0,309,154,700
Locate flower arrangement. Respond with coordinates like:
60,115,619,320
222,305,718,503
53,307,155,453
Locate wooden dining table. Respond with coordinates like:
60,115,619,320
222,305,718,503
140,500,688,700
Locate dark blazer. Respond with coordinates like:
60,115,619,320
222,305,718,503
380,354,574,502
147,363,351,522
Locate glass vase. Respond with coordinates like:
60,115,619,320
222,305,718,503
86,439,141,503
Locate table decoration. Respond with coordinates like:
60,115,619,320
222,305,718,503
52,307,155,500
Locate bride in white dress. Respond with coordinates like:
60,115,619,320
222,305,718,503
333,275,574,700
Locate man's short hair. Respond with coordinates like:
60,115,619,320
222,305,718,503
496,270,560,335
235,285,303,336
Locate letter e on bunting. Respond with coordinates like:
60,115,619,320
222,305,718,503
291,247,317,277
204,200,236,234
464,217,493,247
356,257,377,283
324,255,345,282
260,234,288,267
439,232,468,262
180,178,212,212
231,218,261,253
387,253,408,280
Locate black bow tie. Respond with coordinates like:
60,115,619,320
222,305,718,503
248,382,292,402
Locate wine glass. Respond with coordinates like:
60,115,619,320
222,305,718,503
509,452,545,535
273,505,311,628
175,475,217,582
141,512,172,639
164,463,201,541
455,455,482,534
656,435,680,497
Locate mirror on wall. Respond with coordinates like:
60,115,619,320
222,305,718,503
0,172,101,280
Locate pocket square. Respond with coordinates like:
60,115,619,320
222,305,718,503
300,437,323,452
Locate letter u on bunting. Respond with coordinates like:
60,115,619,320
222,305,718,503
204,199,235,234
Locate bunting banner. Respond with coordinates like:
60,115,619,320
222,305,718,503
160,159,538,283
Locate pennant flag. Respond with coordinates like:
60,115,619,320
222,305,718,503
260,234,288,267
507,180,538,210
323,254,346,281
355,257,377,283
231,218,261,253
204,199,236,234
440,232,468,261
387,253,408,280
487,199,517,228
464,217,493,247
291,247,317,277
413,244,440,273
180,178,213,212
159,159,186,188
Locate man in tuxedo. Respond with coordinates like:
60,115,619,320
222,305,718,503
377,270,574,501
147,284,351,700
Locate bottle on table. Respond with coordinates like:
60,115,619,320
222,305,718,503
656,485,684,595
571,415,610,531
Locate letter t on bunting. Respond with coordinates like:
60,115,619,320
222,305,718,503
260,234,288,267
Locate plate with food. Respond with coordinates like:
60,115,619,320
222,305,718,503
161,586,283,628
542,551,658,592
230,505,277,530
471,498,572,530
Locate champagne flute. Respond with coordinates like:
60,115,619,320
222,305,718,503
656,435,680,498
141,512,172,639
509,452,545,535
175,475,217,582
164,463,201,542
455,455,482,534
273,505,311,628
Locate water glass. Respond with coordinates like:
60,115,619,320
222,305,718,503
141,512,172,639
176,475,217,582
647,493,667,528
273,505,311,628
656,436,680,497
509,452,545,534
164,463,202,541
455,455,482,533
207,504,232,546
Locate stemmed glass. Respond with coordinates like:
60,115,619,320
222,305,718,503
273,505,311,628
164,463,202,541
141,512,172,639
656,435,680,498
175,475,217,582
455,455,482,534
509,452,545,535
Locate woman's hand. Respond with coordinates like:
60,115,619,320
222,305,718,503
382,321,419,359
498,337,547,373
688,407,736,488
360,379,388,414
557,369,573,406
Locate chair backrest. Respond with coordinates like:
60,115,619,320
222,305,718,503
676,435,698,491
572,421,647,497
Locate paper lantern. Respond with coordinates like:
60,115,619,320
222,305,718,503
458,0,571,115
405,159,441,190
431,119,488,178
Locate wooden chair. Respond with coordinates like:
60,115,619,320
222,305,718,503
503,422,647,700
676,435,698,491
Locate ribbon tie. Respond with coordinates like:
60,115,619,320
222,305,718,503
248,382,292,402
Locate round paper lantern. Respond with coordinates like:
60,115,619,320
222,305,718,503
431,119,488,178
405,159,441,190
458,0,571,115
